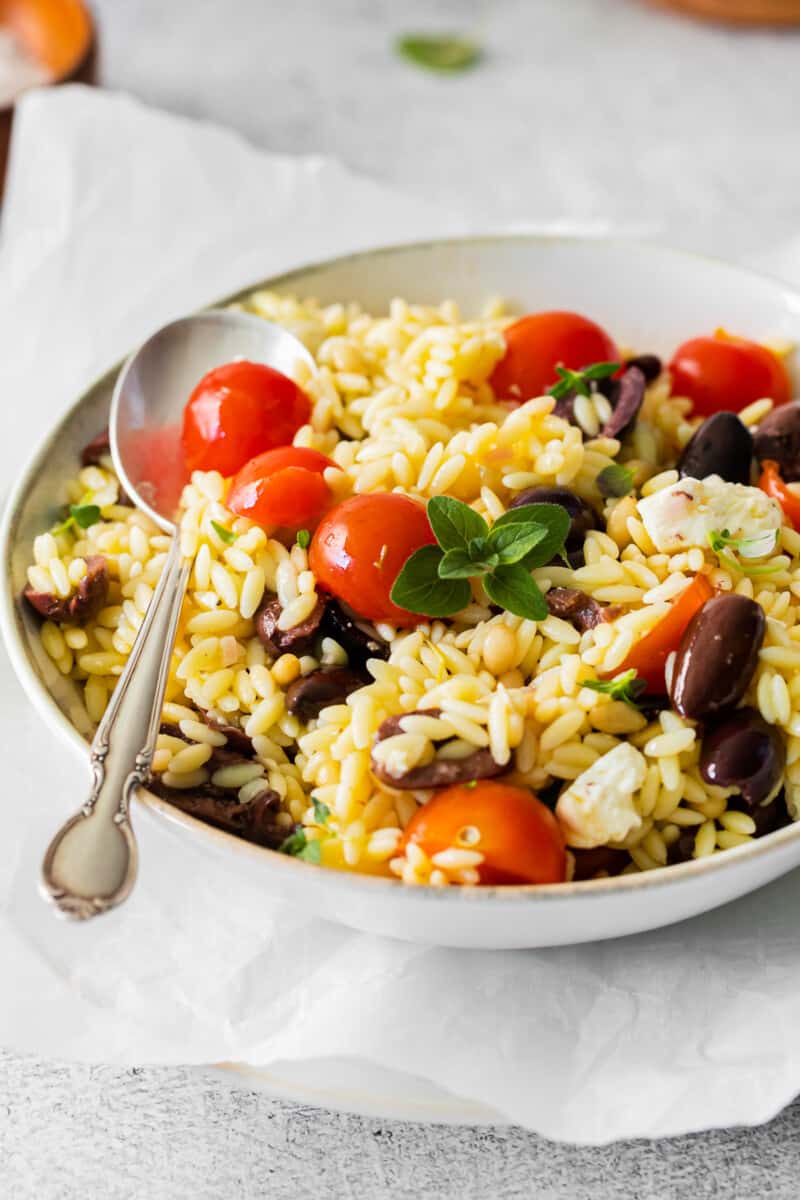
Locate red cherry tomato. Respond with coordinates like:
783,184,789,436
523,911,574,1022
309,493,436,627
401,781,567,886
227,447,337,530
490,310,619,403
181,360,311,477
759,460,800,531
669,333,790,417
608,573,714,693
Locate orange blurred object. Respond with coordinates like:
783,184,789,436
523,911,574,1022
652,0,800,24
0,0,96,192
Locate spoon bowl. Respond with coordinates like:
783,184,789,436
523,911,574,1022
41,308,315,918
110,309,316,529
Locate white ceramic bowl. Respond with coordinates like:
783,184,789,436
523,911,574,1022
5,235,800,949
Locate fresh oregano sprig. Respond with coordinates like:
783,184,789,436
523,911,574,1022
583,668,646,711
279,827,322,864
52,498,101,537
596,463,635,499
547,361,620,402
395,32,482,74
707,529,782,577
390,496,569,621
211,520,236,545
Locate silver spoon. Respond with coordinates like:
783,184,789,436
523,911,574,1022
41,310,315,919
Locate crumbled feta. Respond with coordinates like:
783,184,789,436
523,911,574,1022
555,743,646,849
637,475,781,558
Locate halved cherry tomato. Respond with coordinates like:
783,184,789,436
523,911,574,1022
309,493,436,627
607,573,714,693
759,460,800,531
182,360,311,476
489,310,619,403
669,333,790,418
227,447,337,530
401,781,567,886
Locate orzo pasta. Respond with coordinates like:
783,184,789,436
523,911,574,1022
23,296,800,886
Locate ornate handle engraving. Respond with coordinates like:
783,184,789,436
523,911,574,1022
41,537,191,919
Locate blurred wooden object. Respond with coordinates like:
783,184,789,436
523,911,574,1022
654,0,800,23
0,0,96,197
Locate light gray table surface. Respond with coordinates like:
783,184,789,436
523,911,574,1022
5,1,800,1195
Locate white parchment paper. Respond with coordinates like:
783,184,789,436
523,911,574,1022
2,86,800,1144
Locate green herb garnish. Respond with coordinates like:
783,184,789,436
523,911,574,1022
312,796,331,825
297,529,311,550
395,33,482,74
547,361,620,403
707,529,782,577
278,828,322,864
583,669,646,710
52,500,101,537
596,463,635,499
211,520,236,544
391,496,569,621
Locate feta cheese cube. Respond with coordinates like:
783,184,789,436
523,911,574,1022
556,743,646,849
637,475,781,558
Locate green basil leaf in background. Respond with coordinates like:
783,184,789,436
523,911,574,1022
583,361,620,381
596,463,635,498
391,545,470,616
396,32,482,74
427,495,487,551
70,503,101,530
296,529,311,549
483,564,549,621
548,361,619,402
211,520,236,544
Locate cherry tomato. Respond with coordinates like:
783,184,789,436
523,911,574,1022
309,493,436,626
759,460,800,531
227,447,337,530
490,310,619,403
609,573,714,693
401,781,567,886
181,360,311,476
669,333,790,417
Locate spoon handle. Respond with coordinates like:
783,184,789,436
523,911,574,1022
41,538,191,919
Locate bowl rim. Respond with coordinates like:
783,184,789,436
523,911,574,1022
4,229,800,906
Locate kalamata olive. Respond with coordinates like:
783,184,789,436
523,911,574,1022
601,366,646,440
24,554,109,624
669,594,765,719
727,790,790,837
625,354,662,383
677,411,753,484
285,667,368,720
753,400,800,481
371,710,505,789
700,707,785,808
256,595,326,657
509,486,598,566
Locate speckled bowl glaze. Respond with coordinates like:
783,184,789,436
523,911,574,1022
5,235,800,948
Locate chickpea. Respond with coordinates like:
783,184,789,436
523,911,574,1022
606,495,637,549
482,625,519,677
271,653,301,687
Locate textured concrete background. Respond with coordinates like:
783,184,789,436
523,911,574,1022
5,0,800,1195
3,1050,800,1198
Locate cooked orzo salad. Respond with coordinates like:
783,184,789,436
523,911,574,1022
23,295,800,886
